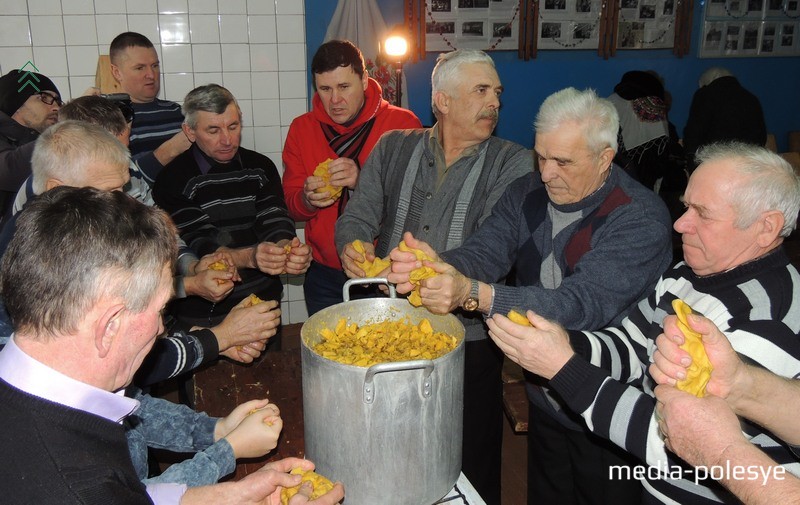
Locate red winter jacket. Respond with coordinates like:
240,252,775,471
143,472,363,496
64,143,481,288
282,78,422,269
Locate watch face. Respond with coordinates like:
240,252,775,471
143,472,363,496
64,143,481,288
463,298,479,311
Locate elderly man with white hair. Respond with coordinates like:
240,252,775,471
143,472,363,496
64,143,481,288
484,141,800,504
388,87,673,504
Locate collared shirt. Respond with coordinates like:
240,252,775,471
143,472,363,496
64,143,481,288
0,337,187,504
427,123,481,189
191,144,243,174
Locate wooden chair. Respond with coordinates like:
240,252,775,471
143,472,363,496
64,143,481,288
789,131,800,154
780,152,800,174
766,133,778,153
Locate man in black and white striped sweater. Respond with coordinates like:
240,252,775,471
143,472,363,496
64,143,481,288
154,84,311,331
488,141,800,504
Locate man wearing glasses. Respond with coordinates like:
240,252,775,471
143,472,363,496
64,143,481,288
0,69,62,226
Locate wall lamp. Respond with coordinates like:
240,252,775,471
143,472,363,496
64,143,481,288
381,26,410,107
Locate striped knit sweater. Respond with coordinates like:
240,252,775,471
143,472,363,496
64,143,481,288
129,99,184,184
153,145,295,326
551,248,800,504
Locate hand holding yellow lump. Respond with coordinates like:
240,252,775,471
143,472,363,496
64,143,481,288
280,468,335,505
237,294,265,351
244,293,264,307
208,260,227,271
507,309,532,326
351,239,392,277
671,299,714,397
207,260,229,285
313,158,343,201
398,241,438,307
315,317,457,367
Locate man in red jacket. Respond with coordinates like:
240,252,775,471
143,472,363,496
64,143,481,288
282,40,421,315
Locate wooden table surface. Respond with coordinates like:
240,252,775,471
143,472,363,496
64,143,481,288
193,347,306,479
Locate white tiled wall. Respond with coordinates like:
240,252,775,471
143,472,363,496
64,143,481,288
0,0,310,324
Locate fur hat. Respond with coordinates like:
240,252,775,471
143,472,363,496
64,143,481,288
613,70,665,101
0,69,61,116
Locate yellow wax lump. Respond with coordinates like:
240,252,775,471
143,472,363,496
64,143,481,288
208,260,227,271
398,241,437,307
352,239,392,277
280,468,335,504
672,299,714,398
313,158,343,200
244,294,264,306
314,317,458,367
507,309,532,326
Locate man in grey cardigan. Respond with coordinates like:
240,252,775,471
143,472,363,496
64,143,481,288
388,88,673,505
334,49,531,504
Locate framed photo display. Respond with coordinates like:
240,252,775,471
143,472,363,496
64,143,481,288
699,0,800,57
425,0,521,51
537,0,603,49
615,0,677,49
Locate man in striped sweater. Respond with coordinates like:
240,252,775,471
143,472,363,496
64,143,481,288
653,316,800,504
110,32,191,184
153,84,310,331
487,142,800,504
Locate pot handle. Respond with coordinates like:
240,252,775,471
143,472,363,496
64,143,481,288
363,360,434,404
343,277,397,301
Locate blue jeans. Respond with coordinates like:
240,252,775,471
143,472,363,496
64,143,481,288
303,261,380,316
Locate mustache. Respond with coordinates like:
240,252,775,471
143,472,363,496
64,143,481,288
478,110,499,121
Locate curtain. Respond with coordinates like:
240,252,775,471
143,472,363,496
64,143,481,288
324,0,409,108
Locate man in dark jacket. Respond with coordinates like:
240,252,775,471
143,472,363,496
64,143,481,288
0,69,61,226
683,67,766,170
388,87,673,505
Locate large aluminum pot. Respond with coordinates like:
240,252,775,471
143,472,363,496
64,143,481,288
301,278,465,505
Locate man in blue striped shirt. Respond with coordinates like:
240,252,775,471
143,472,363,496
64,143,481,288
110,31,191,184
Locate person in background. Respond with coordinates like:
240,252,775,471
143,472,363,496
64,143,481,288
484,142,800,504
608,70,671,188
52,96,237,308
0,69,61,225
683,67,766,171
335,49,532,505
0,103,278,384
389,87,671,505
153,84,310,335
0,185,343,505
282,39,421,315
110,31,191,184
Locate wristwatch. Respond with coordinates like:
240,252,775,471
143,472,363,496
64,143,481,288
462,279,480,311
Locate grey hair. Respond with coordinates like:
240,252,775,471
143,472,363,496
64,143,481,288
183,84,241,129
695,141,800,237
534,87,619,155
31,120,130,195
59,95,128,136
698,67,733,87
1,186,177,338
431,49,495,117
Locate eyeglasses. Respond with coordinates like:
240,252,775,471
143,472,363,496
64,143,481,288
37,92,63,107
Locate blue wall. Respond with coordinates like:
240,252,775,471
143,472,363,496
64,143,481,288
305,1,800,151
